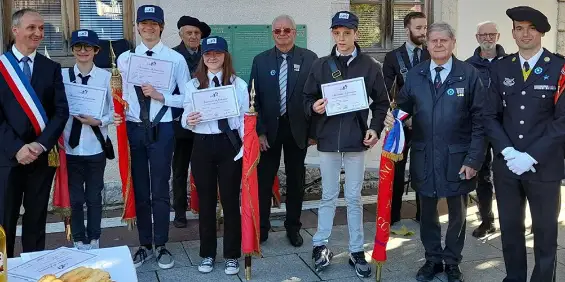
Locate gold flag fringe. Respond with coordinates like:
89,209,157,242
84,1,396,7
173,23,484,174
48,148,59,167
381,151,404,162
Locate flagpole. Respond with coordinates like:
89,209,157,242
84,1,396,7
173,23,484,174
245,80,258,281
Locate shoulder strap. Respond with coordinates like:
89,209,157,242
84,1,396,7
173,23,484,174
68,67,76,83
395,51,408,82
327,57,343,81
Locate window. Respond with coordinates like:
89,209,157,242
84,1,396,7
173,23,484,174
3,0,134,58
351,0,429,50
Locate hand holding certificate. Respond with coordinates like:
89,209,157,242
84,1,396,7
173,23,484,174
321,77,369,116
64,83,107,120
190,85,240,122
126,54,174,90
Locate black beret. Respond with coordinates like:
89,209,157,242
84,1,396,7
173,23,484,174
506,6,550,33
177,16,211,38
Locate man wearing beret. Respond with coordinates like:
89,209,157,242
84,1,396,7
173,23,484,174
171,15,211,228
483,6,565,282
113,5,190,269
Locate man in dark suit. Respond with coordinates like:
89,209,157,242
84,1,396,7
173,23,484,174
249,14,317,247
0,8,69,257
382,11,430,225
170,16,210,228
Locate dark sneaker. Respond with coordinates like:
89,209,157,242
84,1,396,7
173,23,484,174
416,261,444,281
348,251,372,278
312,245,333,272
173,217,188,228
198,257,215,273
132,246,154,268
471,222,496,238
286,230,303,247
224,259,239,275
156,246,175,269
445,264,464,282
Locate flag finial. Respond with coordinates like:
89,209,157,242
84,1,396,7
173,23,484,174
249,79,256,114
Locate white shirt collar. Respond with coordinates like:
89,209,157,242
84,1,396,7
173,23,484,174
208,71,223,86
519,47,544,70
430,57,453,74
12,45,37,62
73,64,98,79
336,47,358,59
136,40,165,55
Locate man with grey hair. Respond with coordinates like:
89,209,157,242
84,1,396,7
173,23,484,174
0,8,68,257
249,14,317,247
465,21,506,239
384,21,486,282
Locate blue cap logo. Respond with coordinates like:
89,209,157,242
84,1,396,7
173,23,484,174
144,7,155,13
447,89,455,96
78,31,88,37
207,38,217,44
338,13,350,19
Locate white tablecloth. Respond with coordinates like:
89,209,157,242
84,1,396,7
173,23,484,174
8,245,137,282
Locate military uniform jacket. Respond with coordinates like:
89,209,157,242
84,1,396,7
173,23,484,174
397,57,487,198
484,49,565,181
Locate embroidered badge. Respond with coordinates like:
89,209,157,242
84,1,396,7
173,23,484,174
270,70,276,76
294,64,300,72
206,38,217,44
544,75,550,80
447,89,455,96
144,6,155,13
503,77,515,87
456,88,465,97
534,85,557,91
339,13,350,19
534,67,543,75
544,57,550,62
78,31,88,37
512,57,517,62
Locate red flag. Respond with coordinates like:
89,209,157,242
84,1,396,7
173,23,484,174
52,136,71,240
554,63,565,104
109,44,136,227
272,175,281,207
189,172,199,213
241,112,261,256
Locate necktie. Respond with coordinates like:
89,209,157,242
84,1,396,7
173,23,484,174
413,47,421,67
279,54,288,116
434,66,444,89
523,61,530,72
522,61,532,81
338,55,352,67
20,56,32,81
68,73,91,148
214,76,230,133
134,50,154,123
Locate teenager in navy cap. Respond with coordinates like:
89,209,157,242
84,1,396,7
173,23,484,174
61,28,114,251
483,6,565,282
303,10,389,277
113,4,190,269
181,36,248,276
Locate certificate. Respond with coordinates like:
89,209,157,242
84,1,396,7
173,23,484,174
64,83,107,119
126,54,174,90
192,85,240,122
321,77,369,116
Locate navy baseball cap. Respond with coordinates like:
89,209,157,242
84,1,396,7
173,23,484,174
137,5,164,24
70,29,99,47
331,11,359,29
201,36,228,54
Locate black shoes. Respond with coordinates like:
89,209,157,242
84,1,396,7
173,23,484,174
445,264,464,282
173,217,187,228
260,232,268,243
471,222,496,238
286,230,303,247
416,261,444,281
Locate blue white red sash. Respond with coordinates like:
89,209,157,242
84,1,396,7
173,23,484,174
0,52,47,135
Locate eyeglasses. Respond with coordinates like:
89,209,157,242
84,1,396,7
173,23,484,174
72,44,94,52
477,33,498,39
273,28,294,35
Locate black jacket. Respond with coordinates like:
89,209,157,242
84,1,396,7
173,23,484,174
0,51,69,166
249,46,318,149
484,49,565,181
397,57,487,198
171,43,202,139
465,44,506,89
383,42,430,95
304,43,390,152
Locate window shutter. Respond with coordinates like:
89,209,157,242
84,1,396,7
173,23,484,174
78,0,124,40
13,0,65,54
392,3,423,48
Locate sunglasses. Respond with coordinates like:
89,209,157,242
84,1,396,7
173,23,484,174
72,44,94,52
273,28,294,35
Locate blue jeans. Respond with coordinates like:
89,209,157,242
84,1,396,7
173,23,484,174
127,121,174,246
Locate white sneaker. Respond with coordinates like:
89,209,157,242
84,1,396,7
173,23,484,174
224,259,239,275
198,257,215,273
73,241,91,251
89,239,100,249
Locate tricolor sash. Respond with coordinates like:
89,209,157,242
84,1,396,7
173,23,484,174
0,52,48,135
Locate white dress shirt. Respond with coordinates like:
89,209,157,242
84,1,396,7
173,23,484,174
11,45,36,75
117,41,190,123
519,47,544,71
61,64,114,156
181,71,249,160
429,57,453,83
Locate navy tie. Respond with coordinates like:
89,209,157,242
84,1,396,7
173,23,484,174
68,73,91,148
20,56,32,81
214,77,230,133
434,66,444,89
413,47,421,67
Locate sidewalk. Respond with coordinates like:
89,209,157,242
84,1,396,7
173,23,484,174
134,193,565,282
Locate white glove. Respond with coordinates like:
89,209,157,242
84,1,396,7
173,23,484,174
506,152,537,175
501,147,519,160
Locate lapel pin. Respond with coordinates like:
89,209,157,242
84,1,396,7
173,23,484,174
534,67,543,75
270,70,276,76
544,57,550,62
